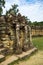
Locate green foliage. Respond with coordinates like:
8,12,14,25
32,21,38,26
24,16,32,26
32,21,43,26
0,7,2,16
0,0,5,16
6,4,19,15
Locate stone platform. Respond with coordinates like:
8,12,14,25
0,47,37,65
0,54,5,63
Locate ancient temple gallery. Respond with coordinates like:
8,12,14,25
0,13,33,54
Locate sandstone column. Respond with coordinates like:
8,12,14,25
15,23,22,54
25,25,28,42
29,26,33,48
23,25,29,51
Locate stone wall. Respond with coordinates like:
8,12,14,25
31,26,43,36
0,13,33,54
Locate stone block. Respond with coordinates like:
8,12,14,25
0,54,5,63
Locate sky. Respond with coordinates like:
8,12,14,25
3,0,43,22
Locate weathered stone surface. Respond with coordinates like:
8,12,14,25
0,55,18,65
0,14,34,55
0,54,5,63
17,47,37,58
0,47,37,65
0,48,5,52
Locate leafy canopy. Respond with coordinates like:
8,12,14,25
0,0,5,16
6,4,19,15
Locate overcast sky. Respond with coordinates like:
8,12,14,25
3,0,43,22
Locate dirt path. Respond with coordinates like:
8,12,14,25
14,51,43,65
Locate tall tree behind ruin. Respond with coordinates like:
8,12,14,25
6,4,19,15
0,0,5,16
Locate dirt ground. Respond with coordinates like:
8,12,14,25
14,51,43,65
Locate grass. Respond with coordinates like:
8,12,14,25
32,37,43,50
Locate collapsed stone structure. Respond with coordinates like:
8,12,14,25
0,13,33,55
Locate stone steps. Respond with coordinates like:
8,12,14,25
0,48,5,53
0,54,5,63
0,47,37,65
0,44,3,48
0,55,18,65
17,47,37,59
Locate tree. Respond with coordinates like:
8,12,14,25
24,16,32,26
6,4,19,15
39,21,43,26
0,0,5,16
32,21,38,26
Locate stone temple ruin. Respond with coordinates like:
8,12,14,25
0,13,37,64
0,13,34,56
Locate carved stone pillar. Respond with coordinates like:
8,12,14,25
25,25,28,43
29,26,33,48
15,24,22,54
23,25,29,51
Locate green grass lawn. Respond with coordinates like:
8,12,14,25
32,37,43,50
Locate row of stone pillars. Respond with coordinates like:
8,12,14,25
13,23,33,54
